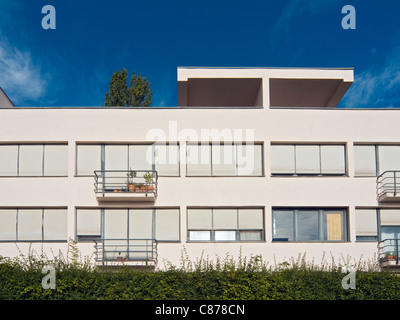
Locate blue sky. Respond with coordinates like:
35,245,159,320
0,0,399,108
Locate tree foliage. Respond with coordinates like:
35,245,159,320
104,68,152,107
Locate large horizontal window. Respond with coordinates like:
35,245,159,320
0,144,68,177
186,143,263,176
187,208,264,242
76,208,180,242
0,208,68,242
356,208,400,242
272,208,348,242
76,144,179,177
271,144,346,176
354,144,400,176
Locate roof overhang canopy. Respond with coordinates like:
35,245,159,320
177,67,354,108
269,78,352,108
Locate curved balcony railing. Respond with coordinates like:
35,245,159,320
378,238,399,265
377,170,400,202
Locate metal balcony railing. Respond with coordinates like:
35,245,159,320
377,170,400,201
94,170,158,198
94,238,158,265
378,238,400,265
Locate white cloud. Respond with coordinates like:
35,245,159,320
0,37,48,105
342,44,400,108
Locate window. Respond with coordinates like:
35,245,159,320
272,208,348,242
43,209,68,241
186,143,263,176
130,209,153,239
76,208,180,242
354,144,400,176
355,209,378,241
76,209,101,241
187,208,264,242
356,208,400,242
129,145,153,171
378,146,400,175
76,145,102,176
354,145,376,177
44,145,68,176
0,208,67,242
320,145,346,174
0,209,17,240
0,145,18,176
155,209,180,241
19,145,43,176
271,144,346,176
237,144,263,176
154,144,179,176
295,145,320,175
186,144,212,176
0,144,68,177
76,144,179,176
270,145,294,174
380,209,400,226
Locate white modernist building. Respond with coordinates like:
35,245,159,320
0,67,400,270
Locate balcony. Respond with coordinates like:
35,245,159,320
94,170,158,202
94,238,157,269
377,171,400,202
378,239,400,270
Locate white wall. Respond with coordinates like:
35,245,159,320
0,68,397,269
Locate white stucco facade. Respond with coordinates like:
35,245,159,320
0,67,399,270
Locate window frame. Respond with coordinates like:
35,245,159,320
354,144,400,177
272,208,349,242
0,208,68,242
75,207,181,243
187,207,265,242
0,143,68,177
270,143,347,177
75,143,180,177
185,142,264,177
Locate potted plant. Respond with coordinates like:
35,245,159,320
136,183,145,192
117,251,123,261
125,169,137,192
143,172,155,192
385,251,398,260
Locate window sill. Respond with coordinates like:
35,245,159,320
0,240,68,243
270,174,348,178
272,240,350,243
0,176,69,178
186,240,266,243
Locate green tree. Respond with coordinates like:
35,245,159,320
105,68,152,107
127,71,153,107
104,68,128,107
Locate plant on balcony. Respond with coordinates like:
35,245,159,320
143,172,155,192
126,169,137,192
136,183,145,192
385,252,398,260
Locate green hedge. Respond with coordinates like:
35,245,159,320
1,243,399,300
1,259,400,300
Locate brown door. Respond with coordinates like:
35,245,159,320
327,213,342,240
